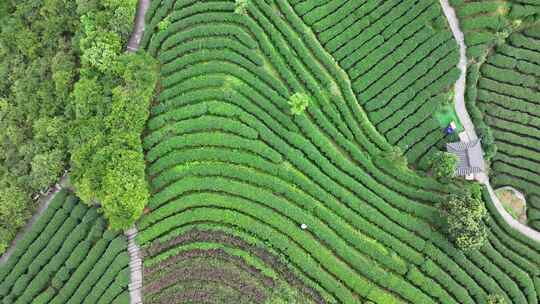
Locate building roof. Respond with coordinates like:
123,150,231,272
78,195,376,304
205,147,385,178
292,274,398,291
446,139,485,176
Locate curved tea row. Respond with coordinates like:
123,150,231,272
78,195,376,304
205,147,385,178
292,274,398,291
450,0,540,230
138,0,540,303
0,190,130,304
293,0,462,169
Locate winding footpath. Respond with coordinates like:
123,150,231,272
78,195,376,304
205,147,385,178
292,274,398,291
0,175,69,264
439,0,540,243
125,1,150,303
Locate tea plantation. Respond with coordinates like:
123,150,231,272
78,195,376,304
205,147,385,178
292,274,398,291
295,0,463,169
2,0,540,303
136,0,540,303
0,190,130,304
451,0,540,230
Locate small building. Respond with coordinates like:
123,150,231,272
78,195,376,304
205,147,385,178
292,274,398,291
446,138,485,177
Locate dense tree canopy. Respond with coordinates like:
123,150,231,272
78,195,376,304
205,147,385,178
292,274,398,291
0,0,79,253
0,0,158,252
69,51,158,230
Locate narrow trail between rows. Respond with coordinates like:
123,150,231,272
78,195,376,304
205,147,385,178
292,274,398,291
439,0,540,243
125,0,150,303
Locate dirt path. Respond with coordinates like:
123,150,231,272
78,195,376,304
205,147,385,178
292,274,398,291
439,0,540,243
0,175,69,264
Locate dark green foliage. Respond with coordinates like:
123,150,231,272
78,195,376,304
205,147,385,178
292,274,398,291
0,0,78,253
439,193,488,251
430,151,459,179
0,0,155,249
69,51,159,230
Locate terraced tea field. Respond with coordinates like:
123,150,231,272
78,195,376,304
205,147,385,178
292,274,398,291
136,0,540,303
452,0,540,230
294,0,463,169
0,190,130,304
2,0,540,303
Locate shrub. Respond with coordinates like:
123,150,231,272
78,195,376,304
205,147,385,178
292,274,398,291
235,0,249,15
0,192,130,302
487,293,506,304
377,147,408,170
430,151,459,179
157,15,171,31
0,186,31,254
439,193,488,251
288,93,310,115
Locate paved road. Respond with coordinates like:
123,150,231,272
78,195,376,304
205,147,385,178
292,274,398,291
440,0,540,243
480,174,540,240
127,0,150,53
439,0,478,141
125,1,150,302
126,227,143,304
0,175,69,264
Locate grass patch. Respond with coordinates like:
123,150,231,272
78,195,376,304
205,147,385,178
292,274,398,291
434,103,464,133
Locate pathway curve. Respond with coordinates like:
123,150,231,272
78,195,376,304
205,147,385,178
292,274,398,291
125,0,151,302
439,0,540,243
0,175,69,264
439,0,477,141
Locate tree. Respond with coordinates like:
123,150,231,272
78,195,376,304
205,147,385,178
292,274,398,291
99,146,148,230
0,185,31,254
0,226,13,255
69,51,158,230
234,0,248,15
439,193,488,251
0,0,148,250
487,294,506,304
288,92,310,115
29,150,64,190
158,16,171,31
80,27,122,73
430,151,459,179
